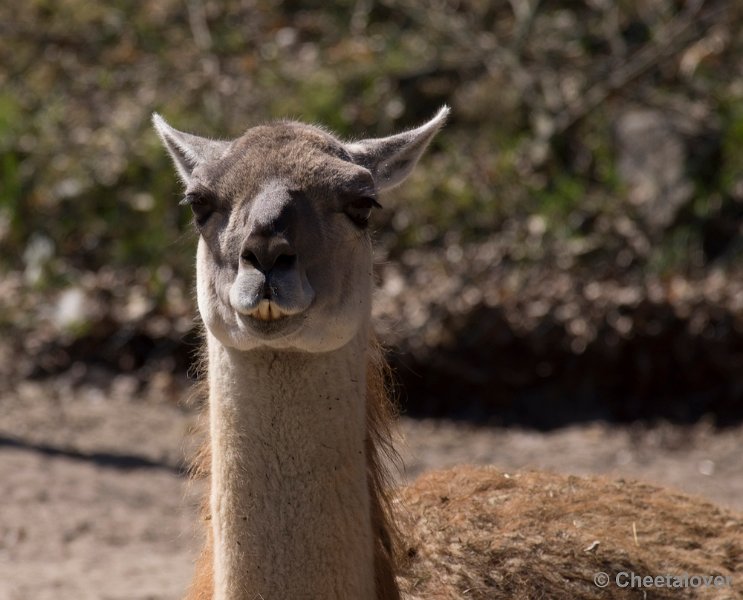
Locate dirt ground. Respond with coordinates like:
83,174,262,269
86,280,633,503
1,376,741,600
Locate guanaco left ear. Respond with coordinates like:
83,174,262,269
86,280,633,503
152,113,231,185
345,106,449,192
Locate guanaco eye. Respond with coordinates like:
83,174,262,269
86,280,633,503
344,196,382,229
180,192,216,227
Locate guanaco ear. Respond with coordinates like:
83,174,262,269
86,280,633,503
152,113,231,184
346,106,449,192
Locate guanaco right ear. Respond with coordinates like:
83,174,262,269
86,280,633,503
152,114,230,185
345,106,449,192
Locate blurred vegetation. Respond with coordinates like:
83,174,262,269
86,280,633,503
2,0,742,282
2,0,743,422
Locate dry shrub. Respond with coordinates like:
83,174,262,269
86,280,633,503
397,467,741,599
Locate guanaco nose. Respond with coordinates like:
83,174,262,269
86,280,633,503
240,233,296,274
241,182,299,274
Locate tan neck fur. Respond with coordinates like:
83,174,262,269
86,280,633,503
207,329,377,600
154,109,448,600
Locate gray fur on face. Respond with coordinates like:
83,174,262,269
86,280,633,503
153,109,448,352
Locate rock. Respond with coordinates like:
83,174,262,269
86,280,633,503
614,109,694,232
53,288,90,331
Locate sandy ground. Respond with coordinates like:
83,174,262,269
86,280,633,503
1,378,741,600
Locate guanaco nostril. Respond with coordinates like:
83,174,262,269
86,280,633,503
241,250,261,270
273,253,296,270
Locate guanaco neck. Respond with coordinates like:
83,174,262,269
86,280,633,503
207,329,376,600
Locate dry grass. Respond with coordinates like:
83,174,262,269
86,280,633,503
397,466,741,599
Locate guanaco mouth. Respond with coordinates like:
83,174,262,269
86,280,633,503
248,299,287,322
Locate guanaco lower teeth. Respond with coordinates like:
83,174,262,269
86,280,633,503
249,300,284,321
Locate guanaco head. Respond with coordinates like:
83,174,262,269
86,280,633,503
153,107,448,352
